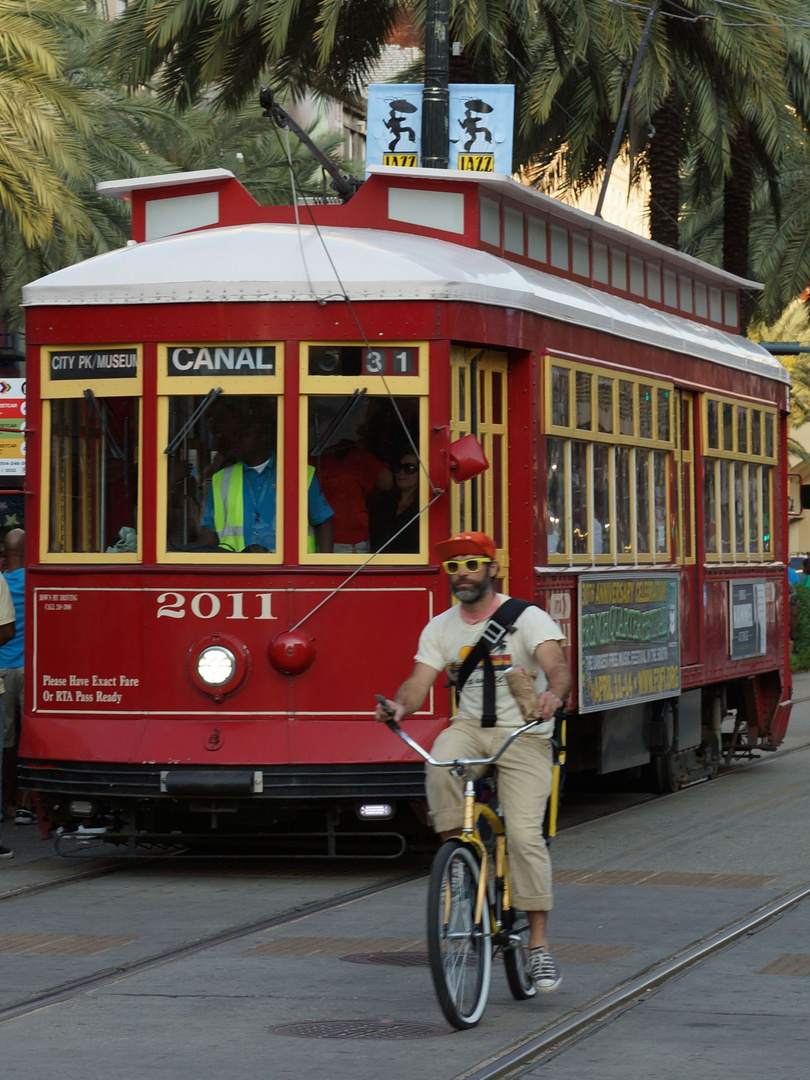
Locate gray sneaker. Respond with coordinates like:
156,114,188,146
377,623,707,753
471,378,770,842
529,946,562,993
0,846,13,860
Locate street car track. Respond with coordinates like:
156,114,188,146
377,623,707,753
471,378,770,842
457,880,810,1080
0,868,425,1024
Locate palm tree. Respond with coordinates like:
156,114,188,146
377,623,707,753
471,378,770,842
521,2,810,252
0,1,348,333
0,0,95,248
97,0,406,110
0,0,188,331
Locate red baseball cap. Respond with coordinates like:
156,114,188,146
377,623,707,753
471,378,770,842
434,531,497,562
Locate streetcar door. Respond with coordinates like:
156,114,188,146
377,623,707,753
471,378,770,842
676,389,699,667
450,347,509,587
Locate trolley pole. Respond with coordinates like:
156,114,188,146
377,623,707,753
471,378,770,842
422,0,449,169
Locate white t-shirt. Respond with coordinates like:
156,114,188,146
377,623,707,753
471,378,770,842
415,594,566,735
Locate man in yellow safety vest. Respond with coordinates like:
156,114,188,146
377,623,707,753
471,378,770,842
198,402,334,553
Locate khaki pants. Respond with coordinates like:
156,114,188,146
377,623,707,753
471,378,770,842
425,717,554,912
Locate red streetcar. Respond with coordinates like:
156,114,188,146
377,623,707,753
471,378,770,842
19,164,792,854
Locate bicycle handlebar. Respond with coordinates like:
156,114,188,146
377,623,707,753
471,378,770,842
381,712,545,770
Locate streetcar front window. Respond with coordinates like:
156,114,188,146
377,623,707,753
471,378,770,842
48,397,139,555
308,393,420,555
165,394,279,554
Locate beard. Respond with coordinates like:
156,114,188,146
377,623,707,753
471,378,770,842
452,578,494,603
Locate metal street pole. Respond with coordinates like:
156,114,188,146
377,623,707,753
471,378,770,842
595,0,661,219
422,0,449,169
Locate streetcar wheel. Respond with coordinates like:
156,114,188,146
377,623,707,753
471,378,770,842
426,840,492,1029
652,747,680,794
502,907,537,1000
651,700,680,794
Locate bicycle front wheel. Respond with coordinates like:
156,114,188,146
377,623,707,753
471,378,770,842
502,906,537,1000
426,840,492,1029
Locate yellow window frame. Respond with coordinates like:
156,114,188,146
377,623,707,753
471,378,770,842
39,343,144,563
544,357,675,566
544,356,675,449
701,394,778,464
675,391,696,566
701,393,776,564
450,348,510,588
156,343,285,564
298,342,429,565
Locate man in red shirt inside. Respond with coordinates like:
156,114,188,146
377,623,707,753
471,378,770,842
317,445,393,553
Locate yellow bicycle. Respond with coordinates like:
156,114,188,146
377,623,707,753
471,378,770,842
379,701,561,1029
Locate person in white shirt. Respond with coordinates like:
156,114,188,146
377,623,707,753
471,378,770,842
376,530,571,993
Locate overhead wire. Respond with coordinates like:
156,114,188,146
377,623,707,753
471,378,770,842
261,108,450,630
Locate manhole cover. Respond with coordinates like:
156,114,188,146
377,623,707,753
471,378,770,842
272,1020,449,1040
340,951,430,967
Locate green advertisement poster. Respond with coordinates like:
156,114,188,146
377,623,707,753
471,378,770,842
578,573,680,714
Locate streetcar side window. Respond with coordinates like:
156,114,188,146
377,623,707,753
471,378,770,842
701,394,777,562
48,397,140,556
544,358,675,565
165,394,280,554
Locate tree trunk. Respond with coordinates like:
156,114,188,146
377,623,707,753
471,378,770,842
647,92,682,250
723,122,754,331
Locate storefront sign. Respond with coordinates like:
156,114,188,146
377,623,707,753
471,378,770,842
578,573,680,714
49,349,138,379
167,345,275,376
729,580,767,659
0,377,25,475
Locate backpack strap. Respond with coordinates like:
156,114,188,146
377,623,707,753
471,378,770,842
455,598,535,727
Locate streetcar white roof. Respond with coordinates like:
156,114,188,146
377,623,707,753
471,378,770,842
23,221,788,384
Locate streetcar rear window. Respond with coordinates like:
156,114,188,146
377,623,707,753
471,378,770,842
48,397,139,555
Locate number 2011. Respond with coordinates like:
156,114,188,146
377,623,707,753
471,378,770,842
156,592,278,620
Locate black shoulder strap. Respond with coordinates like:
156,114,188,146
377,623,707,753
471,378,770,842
455,598,535,727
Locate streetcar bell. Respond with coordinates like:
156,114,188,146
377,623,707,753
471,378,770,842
196,645,238,686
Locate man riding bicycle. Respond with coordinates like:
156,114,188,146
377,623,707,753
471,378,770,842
375,530,571,994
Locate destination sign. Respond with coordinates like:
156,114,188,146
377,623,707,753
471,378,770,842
168,345,276,376
49,349,138,380
578,573,680,714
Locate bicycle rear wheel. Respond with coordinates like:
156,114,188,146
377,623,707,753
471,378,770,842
426,840,492,1029
502,905,537,999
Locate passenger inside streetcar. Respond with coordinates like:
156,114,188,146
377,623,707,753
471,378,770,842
369,450,420,554
307,390,421,556
310,399,393,554
197,398,334,553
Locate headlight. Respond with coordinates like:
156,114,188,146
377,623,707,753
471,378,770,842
196,645,237,687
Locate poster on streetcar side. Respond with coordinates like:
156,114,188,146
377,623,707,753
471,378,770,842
578,573,680,714
728,580,767,659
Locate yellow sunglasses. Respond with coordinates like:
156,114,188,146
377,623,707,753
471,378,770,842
442,557,492,575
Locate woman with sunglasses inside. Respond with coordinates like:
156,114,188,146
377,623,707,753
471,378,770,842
369,452,420,553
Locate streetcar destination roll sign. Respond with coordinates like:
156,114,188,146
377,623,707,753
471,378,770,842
49,349,138,379
167,345,275,376
578,573,680,713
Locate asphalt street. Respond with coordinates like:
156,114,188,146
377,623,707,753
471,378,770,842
1,675,809,1080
